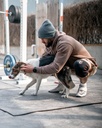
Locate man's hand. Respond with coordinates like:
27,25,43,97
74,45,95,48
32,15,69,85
20,64,34,73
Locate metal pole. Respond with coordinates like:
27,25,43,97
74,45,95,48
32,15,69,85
20,0,28,62
35,0,39,58
4,0,10,54
59,0,63,32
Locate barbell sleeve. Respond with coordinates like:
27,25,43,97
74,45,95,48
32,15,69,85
0,64,10,68
0,11,12,15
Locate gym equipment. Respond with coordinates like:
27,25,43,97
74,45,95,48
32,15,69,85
3,54,16,76
8,5,21,24
0,5,21,24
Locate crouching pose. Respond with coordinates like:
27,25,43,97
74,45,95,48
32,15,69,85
21,19,97,97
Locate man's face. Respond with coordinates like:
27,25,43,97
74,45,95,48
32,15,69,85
41,38,53,47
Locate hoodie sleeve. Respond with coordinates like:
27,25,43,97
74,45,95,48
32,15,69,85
36,42,73,74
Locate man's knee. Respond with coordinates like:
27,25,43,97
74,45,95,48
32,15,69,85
73,59,90,78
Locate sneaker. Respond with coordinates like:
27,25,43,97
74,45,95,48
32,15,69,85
49,83,64,93
76,84,87,97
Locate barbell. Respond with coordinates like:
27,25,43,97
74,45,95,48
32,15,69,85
0,54,16,76
0,5,21,24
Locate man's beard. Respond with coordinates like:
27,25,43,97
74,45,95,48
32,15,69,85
46,39,53,47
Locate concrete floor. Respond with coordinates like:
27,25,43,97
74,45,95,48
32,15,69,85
0,47,102,128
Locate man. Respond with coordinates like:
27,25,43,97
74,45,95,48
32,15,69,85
21,19,97,97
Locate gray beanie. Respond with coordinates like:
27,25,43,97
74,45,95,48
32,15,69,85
38,19,56,38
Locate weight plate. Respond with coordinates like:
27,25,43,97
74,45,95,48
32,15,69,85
8,5,20,24
3,54,16,76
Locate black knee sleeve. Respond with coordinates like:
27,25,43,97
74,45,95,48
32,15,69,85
73,59,90,77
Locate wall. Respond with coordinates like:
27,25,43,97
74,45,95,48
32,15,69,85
36,3,47,56
85,45,102,69
36,0,59,56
